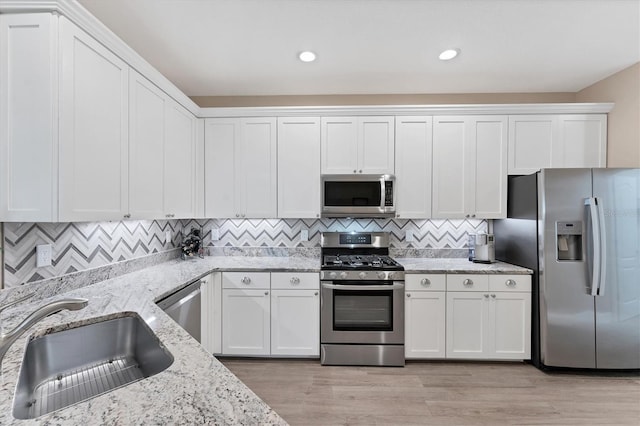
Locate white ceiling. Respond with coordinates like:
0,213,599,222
77,0,640,97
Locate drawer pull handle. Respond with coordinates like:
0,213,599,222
506,279,517,287
241,277,251,285
420,278,431,286
290,277,300,285
463,279,473,286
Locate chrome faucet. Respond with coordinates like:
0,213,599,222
0,297,88,368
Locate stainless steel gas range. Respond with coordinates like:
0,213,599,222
320,232,405,367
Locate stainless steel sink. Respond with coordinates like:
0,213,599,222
12,313,174,420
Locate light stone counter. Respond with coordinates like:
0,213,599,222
396,258,532,274
0,256,318,425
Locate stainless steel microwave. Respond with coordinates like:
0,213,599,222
321,174,396,218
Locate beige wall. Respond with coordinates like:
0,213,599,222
576,63,640,167
192,92,576,107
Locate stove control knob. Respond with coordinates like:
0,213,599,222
376,271,386,279
329,272,337,279
388,272,395,280
339,272,348,279
358,272,367,279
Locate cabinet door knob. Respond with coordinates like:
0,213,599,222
235,214,240,218
420,278,431,286
506,279,517,287
290,277,300,285
241,213,246,218
406,293,411,298
359,170,363,173
241,276,251,285
465,214,470,218
491,294,496,298
316,214,320,218
484,294,489,298
264,291,269,296
353,170,357,174
123,214,131,219
463,279,473,286
471,214,476,218
314,291,319,296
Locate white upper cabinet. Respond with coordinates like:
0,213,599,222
164,101,196,218
508,114,607,175
58,17,130,222
277,117,321,218
0,14,57,222
128,71,197,220
204,118,277,218
432,116,507,219
321,116,394,175
129,71,165,218
395,116,433,219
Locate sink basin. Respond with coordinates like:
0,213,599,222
12,313,174,419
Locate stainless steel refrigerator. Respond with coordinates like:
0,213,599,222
494,168,640,369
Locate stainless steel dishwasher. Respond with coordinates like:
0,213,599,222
157,279,201,342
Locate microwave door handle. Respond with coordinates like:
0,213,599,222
380,178,385,210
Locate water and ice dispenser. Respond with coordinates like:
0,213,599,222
556,221,583,261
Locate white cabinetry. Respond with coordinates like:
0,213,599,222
321,116,394,174
405,274,446,359
0,14,57,222
395,117,433,219
277,117,321,218
446,274,531,360
432,116,507,219
270,273,320,356
204,118,277,218
221,272,319,357
58,17,130,221
508,114,607,175
201,272,222,355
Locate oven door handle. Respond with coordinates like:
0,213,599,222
321,283,404,291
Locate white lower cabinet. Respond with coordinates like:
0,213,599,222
201,272,222,355
405,274,446,359
445,274,531,360
220,272,319,357
405,273,531,361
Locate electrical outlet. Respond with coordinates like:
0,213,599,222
211,228,220,241
36,244,52,268
165,231,172,244
300,229,309,242
405,230,414,242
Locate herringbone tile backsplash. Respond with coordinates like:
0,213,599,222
2,218,486,288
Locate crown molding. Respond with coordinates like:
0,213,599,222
199,103,614,118
0,0,200,116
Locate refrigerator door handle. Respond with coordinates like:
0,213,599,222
595,196,607,296
585,197,601,296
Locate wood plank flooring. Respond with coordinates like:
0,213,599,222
220,359,640,426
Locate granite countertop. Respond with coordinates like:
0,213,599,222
0,254,529,424
396,258,533,274
0,256,318,425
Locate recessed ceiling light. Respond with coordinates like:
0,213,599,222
439,49,460,61
298,51,317,62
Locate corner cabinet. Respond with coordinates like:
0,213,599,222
220,271,319,357
277,117,321,218
321,116,395,175
204,118,277,218
58,17,130,222
432,116,508,219
508,114,607,175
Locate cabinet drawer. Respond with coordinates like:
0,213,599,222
222,272,270,289
271,272,319,290
446,274,489,292
405,274,446,291
489,274,532,292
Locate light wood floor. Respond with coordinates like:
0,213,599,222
220,359,640,426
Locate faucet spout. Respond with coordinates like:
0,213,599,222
0,298,88,368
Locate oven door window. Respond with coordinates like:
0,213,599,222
324,181,381,207
333,289,393,331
